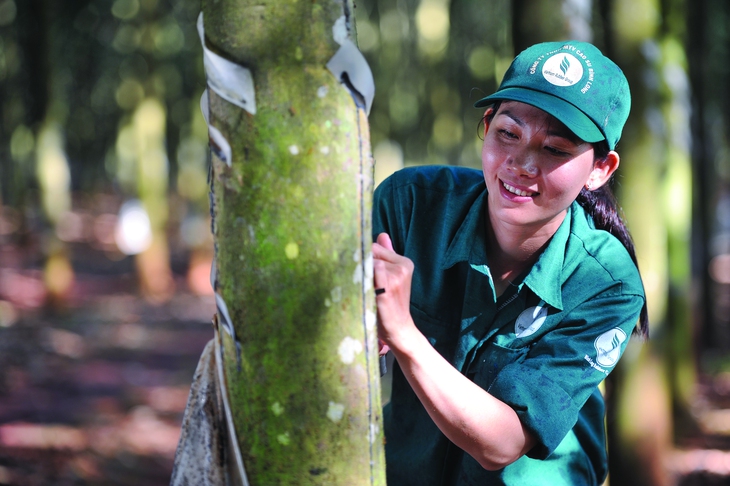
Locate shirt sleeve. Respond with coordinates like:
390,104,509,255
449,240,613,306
486,291,644,459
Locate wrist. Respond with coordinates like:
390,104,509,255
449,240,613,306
387,318,428,360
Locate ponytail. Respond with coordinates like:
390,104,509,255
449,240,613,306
577,144,650,339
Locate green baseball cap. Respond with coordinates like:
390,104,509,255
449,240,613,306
474,41,631,150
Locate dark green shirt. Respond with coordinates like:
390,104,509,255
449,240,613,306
373,166,645,486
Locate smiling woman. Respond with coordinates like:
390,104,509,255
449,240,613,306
372,40,648,486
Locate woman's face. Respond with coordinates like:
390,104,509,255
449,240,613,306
481,101,598,234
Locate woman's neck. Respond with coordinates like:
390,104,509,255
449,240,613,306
484,211,563,296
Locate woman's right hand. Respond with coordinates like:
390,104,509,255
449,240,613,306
372,233,417,353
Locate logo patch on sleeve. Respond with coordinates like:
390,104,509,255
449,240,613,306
594,328,627,367
515,302,548,338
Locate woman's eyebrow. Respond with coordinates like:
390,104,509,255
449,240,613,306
546,127,583,145
496,109,524,127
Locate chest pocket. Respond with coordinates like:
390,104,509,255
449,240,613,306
469,341,530,392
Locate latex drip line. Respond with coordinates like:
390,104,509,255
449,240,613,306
326,14,380,483
200,90,232,168
211,267,243,372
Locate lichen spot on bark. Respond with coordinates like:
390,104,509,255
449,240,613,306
285,242,299,260
327,401,346,423
338,336,363,364
271,402,284,416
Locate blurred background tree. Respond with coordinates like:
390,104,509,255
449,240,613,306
1,0,730,484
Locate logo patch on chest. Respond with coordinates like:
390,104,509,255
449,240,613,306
515,303,548,338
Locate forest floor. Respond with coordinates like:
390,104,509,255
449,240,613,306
0,283,214,485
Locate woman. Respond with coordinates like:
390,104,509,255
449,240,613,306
372,40,648,485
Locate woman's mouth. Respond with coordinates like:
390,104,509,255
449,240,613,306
502,180,538,197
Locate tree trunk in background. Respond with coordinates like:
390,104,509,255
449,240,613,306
202,1,385,484
33,0,75,310
132,98,175,302
604,0,693,484
512,0,562,52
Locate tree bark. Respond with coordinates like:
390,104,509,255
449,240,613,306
201,1,385,484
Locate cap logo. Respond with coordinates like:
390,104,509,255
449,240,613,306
542,53,583,87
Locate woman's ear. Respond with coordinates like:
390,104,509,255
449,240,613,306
482,107,495,138
586,150,620,190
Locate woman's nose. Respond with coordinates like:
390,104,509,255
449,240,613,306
509,152,539,176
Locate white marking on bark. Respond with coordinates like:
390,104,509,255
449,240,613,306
365,309,377,332
338,336,363,364
364,252,373,292
332,15,348,45
353,263,362,284
327,401,346,422
331,286,342,303
369,424,379,444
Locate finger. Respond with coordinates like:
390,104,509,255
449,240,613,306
372,241,398,263
372,236,402,264
376,232,394,252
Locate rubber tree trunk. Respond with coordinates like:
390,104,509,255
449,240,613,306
202,1,385,484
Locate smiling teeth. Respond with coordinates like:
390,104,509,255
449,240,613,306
503,182,535,197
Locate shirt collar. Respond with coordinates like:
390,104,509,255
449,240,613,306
442,190,489,269
442,190,577,312
522,204,575,311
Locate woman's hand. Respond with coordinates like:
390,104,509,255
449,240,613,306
372,233,417,353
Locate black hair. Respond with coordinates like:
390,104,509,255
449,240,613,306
480,103,649,339
576,148,649,339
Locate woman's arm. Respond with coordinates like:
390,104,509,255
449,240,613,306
373,232,536,470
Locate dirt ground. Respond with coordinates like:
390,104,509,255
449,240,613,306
0,268,214,486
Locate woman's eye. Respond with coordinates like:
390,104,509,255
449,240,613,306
545,146,569,156
498,129,517,139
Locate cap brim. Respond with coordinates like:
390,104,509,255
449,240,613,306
474,87,605,144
